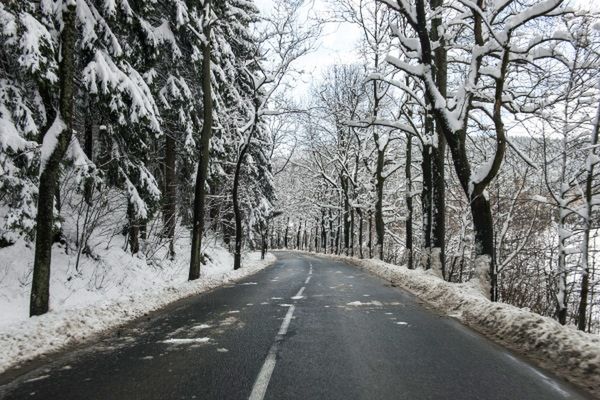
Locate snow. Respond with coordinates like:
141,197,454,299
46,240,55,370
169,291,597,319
161,337,211,344
39,116,66,174
0,239,276,374
308,252,600,394
346,300,383,307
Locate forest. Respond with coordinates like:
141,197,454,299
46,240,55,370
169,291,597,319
0,0,599,342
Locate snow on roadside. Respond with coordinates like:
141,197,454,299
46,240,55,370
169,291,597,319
307,252,600,395
0,244,276,375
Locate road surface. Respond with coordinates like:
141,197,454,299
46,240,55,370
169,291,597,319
0,252,590,400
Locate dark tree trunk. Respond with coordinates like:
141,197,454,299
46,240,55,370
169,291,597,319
357,209,364,259
335,215,341,255
163,134,177,258
127,203,140,254
303,220,308,250
470,193,496,294
314,219,319,252
406,134,414,270
232,131,253,269
368,210,373,258
375,149,385,260
421,140,432,268
296,220,302,250
341,176,351,256
284,216,290,248
321,209,327,253
30,2,77,316
430,0,447,276
350,207,355,257
329,209,334,253
189,8,213,280
261,221,268,260
83,104,94,206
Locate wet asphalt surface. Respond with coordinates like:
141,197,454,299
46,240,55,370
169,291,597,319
0,251,591,400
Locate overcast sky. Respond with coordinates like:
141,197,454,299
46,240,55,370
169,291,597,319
253,0,599,102
254,0,363,101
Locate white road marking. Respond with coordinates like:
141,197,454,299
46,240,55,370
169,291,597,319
278,305,296,335
304,276,311,284
248,305,296,400
291,286,305,300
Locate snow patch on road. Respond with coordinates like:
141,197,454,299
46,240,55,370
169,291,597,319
161,337,211,344
346,300,383,307
192,324,212,330
24,375,50,383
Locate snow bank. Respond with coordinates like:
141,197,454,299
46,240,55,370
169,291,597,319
0,240,276,374
311,252,600,395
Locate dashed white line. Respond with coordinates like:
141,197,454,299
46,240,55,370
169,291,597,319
291,286,305,300
278,305,296,335
249,265,312,400
248,305,296,400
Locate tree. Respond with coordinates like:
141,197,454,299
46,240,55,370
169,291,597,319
30,0,77,316
189,0,213,280
380,0,566,299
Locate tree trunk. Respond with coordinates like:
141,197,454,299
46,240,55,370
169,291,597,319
470,193,495,297
321,209,327,253
127,203,140,254
375,149,385,260
421,141,432,268
357,209,364,259
232,132,253,269
430,0,446,277
329,209,334,253
405,134,414,270
296,220,302,250
577,97,600,330
368,210,373,258
284,216,290,248
163,133,177,258
83,104,94,206
350,207,355,257
189,6,213,280
341,176,351,256
30,1,77,316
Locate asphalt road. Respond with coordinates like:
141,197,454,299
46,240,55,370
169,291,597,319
0,251,590,400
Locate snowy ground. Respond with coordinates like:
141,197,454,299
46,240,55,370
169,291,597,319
0,236,276,375
300,251,600,396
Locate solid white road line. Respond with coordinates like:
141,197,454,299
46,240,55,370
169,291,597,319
248,305,296,400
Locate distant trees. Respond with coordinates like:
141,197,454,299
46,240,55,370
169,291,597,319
272,1,600,333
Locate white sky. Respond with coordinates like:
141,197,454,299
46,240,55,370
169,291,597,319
254,0,363,101
254,0,599,102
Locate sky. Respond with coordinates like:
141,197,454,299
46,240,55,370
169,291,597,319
253,0,599,102
253,0,363,101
